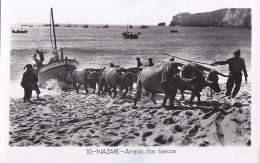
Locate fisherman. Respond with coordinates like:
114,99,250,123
110,63,116,67
148,58,154,67
136,58,142,67
21,64,41,102
33,59,42,74
48,51,60,64
211,49,248,98
33,50,46,71
35,50,46,63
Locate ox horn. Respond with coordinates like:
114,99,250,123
179,70,197,83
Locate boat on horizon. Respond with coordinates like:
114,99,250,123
170,29,178,33
139,25,149,29
122,24,139,39
43,24,59,27
102,24,109,28
37,8,79,89
11,24,28,33
82,24,89,28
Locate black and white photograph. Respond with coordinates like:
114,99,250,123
1,0,260,162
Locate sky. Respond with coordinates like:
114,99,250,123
6,0,253,25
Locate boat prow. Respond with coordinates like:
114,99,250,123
38,58,79,89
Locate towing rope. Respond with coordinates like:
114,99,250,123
162,53,212,66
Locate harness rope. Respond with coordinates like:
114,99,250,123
162,53,212,66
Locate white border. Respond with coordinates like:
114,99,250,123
1,0,260,163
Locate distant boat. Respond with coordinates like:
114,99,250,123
21,24,29,26
139,25,149,29
83,24,89,28
65,25,71,27
37,8,79,89
158,22,166,26
29,25,33,27
11,24,28,33
170,29,178,33
102,24,109,28
93,26,100,28
74,25,78,27
122,24,139,39
43,24,59,27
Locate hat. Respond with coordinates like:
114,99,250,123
148,58,153,61
169,58,175,61
24,64,32,69
36,50,39,52
233,49,241,55
110,63,115,67
136,57,140,60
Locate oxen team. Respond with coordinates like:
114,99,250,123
67,61,229,108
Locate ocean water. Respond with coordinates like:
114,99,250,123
11,25,251,83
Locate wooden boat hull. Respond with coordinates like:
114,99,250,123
12,30,28,33
37,59,79,89
122,32,138,39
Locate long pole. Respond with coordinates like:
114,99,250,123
51,8,57,50
161,53,212,66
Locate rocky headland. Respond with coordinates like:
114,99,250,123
170,8,251,28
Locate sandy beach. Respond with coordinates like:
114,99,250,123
9,82,251,147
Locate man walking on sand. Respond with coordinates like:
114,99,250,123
21,64,41,102
211,49,248,98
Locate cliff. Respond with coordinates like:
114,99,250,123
170,8,251,28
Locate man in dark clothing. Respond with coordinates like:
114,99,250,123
136,58,142,67
110,63,116,67
211,49,248,98
35,50,46,63
21,64,41,102
148,58,154,67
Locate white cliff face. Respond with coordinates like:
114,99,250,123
222,8,251,27
170,8,251,28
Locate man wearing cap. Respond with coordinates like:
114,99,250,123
148,58,154,67
21,64,41,102
136,58,142,67
211,49,248,98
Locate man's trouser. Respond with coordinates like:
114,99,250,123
226,72,242,98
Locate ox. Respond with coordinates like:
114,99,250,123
134,61,183,108
97,67,137,98
178,63,228,103
71,68,104,94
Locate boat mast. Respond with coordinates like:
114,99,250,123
51,8,57,50
127,23,129,32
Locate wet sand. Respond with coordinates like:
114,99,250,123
9,83,251,146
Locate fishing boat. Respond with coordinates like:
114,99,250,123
122,24,139,39
170,29,178,33
11,24,28,33
139,25,149,29
82,24,89,28
102,24,109,28
37,8,79,89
